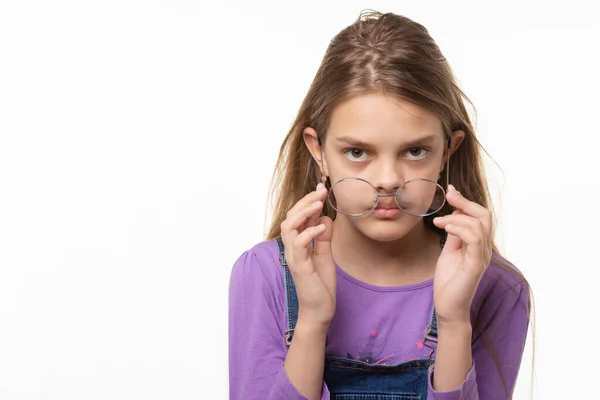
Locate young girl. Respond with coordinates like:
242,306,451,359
228,11,531,400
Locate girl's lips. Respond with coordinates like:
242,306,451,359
372,207,401,218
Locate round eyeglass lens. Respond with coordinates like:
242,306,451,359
396,178,446,216
328,178,377,217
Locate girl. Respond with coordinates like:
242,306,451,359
228,10,531,400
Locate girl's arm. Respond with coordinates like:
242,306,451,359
228,249,330,400
432,321,474,392
283,319,329,400
431,187,530,399
427,279,530,399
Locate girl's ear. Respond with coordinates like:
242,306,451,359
440,129,465,172
303,127,328,177
449,129,465,156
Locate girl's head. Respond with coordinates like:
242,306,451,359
304,92,464,242
266,10,494,250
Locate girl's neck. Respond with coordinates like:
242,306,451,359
330,218,442,287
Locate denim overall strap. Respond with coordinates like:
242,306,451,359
275,237,298,347
422,307,438,360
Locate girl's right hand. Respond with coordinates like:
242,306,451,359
280,182,336,330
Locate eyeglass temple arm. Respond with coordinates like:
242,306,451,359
317,137,327,184
446,135,451,192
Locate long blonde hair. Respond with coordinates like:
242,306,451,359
265,10,534,399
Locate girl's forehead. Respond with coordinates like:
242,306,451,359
326,93,444,146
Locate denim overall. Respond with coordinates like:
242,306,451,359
275,237,439,400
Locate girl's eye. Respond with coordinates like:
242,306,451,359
344,149,368,161
404,148,428,160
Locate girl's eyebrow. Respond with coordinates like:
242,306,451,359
334,134,439,147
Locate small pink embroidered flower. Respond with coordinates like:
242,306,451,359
416,341,424,349
371,331,377,338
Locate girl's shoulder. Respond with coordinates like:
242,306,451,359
485,252,528,287
228,239,289,339
474,252,530,312
229,239,285,294
235,239,281,269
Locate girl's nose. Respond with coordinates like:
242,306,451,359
371,160,404,194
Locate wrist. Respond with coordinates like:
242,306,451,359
295,317,330,338
437,319,472,337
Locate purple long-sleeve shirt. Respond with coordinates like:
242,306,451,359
228,240,530,399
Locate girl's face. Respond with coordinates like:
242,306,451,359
316,92,451,242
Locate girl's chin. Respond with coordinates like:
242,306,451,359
350,217,422,242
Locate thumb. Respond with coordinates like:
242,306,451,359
314,216,333,252
313,216,336,289
442,231,462,253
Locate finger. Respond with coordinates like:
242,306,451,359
306,191,325,241
292,223,328,273
438,209,464,251
435,213,491,262
295,223,327,249
433,213,483,233
280,184,327,262
445,185,492,234
442,229,462,252
280,199,324,265
443,223,484,269
440,215,492,262
314,216,333,250
286,183,328,220
282,200,324,237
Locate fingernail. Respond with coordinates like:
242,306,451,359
316,183,322,191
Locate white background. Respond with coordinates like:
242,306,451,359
1,0,598,399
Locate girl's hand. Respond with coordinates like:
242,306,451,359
432,184,493,326
280,183,336,330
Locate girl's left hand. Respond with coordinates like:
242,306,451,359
432,184,493,326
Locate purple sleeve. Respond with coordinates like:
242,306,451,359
426,279,530,399
228,249,331,400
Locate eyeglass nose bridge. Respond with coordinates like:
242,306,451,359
373,191,401,207
373,192,396,200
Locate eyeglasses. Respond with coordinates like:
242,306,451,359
327,176,445,217
318,136,451,217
